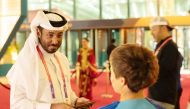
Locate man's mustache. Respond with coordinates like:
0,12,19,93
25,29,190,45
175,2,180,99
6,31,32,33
50,44,59,47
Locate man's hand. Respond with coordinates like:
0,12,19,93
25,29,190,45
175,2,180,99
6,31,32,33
76,97,89,104
75,97,94,109
51,103,73,109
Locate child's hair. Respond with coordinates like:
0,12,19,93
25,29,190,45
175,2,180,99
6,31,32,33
110,44,159,93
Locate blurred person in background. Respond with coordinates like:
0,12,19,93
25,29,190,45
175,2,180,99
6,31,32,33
77,38,100,100
148,17,183,109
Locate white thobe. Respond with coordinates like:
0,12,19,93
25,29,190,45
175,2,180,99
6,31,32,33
7,34,77,109
36,45,77,104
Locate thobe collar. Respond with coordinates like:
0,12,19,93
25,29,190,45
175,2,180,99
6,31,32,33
38,44,54,58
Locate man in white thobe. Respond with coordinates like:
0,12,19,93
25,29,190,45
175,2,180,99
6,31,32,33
6,10,88,109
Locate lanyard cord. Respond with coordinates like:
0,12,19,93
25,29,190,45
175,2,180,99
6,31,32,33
154,37,172,55
36,45,68,99
54,55,68,98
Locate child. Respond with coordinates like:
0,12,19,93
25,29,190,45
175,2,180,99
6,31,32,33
99,44,160,109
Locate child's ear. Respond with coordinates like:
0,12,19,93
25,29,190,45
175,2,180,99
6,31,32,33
120,77,125,85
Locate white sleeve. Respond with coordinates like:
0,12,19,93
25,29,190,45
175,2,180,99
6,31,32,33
9,76,51,109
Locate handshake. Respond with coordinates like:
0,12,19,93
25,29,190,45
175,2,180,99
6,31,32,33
51,97,94,109
73,100,94,109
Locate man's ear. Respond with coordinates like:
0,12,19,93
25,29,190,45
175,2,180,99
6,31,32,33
36,28,41,38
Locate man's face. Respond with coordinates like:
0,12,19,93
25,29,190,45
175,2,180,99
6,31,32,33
37,28,63,53
150,25,162,43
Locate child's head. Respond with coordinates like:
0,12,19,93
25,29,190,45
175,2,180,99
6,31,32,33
109,44,159,94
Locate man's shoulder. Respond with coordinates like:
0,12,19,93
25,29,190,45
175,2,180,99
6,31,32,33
163,40,178,51
167,40,177,47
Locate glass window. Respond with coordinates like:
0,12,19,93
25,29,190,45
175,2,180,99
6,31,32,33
66,31,79,68
95,29,108,67
159,0,175,16
64,30,93,68
102,0,128,19
183,28,190,69
28,0,49,10
76,0,99,20
159,0,190,16
175,0,190,16
111,29,120,46
81,30,94,48
51,0,74,18
130,0,157,18
126,29,136,44
135,28,144,45
175,27,190,69
143,30,155,51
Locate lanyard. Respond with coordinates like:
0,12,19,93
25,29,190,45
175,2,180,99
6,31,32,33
154,37,172,56
36,45,68,99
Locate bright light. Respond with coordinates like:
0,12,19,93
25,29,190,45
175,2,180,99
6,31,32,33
1,0,8,16
131,3,138,17
0,0,20,48
11,51,18,62
148,1,157,17
0,17,18,48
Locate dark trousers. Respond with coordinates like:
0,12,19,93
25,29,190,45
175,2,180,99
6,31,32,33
175,88,183,109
